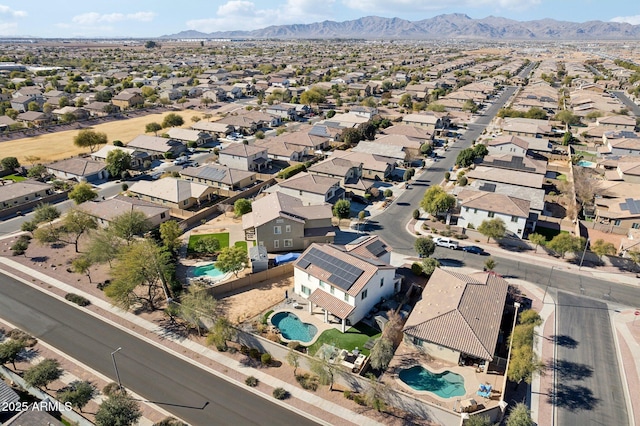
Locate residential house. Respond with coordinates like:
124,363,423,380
457,190,531,238
217,144,271,172
191,120,233,139
84,101,118,117
165,128,214,146
46,157,109,183
466,166,545,189
596,115,636,130
111,91,144,109
0,116,18,131
126,135,186,159
91,145,148,169
403,268,508,364
81,194,170,228
485,136,528,157
255,138,307,162
242,192,336,252
16,111,49,127
293,241,399,332
601,130,640,156
265,104,296,121
349,106,378,119
52,106,89,121
0,180,54,210
307,156,371,197
331,150,395,180
501,117,554,138
402,112,445,132
277,172,344,205
10,95,35,113
381,124,434,142
128,177,217,210
180,164,257,191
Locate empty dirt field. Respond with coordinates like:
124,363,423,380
0,110,214,164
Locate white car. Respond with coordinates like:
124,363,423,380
434,237,459,250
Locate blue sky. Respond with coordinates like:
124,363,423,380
1,0,639,38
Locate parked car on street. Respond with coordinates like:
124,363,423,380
434,237,459,250
462,245,487,255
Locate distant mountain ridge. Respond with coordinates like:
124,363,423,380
161,14,640,40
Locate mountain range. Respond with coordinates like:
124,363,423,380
162,14,640,40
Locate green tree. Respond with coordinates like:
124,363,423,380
369,337,394,371
193,236,221,255
108,210,152,244
414,236,435,258
420,186,456,217
159,220,182,254
23,358,62,390
234,198,252,217
358,122,376,141
562,131,573,146
484,257,497,271
364,375,387,413
73,129,108,153
309,347,340,391
525,107,547,120
215,246,248,277
332,199,351,219
26,164,47,179
146,122,163,135
472,143,489,158
286,347,300,376
68,182,98,204
419,143,433,156
21,220,38,234
105,239,173,311
590,238,616,258
56,380,97,412
547,233,584,259
456,148,476,167
478,218,506,243
420,257,440,277
555,110,580,126
300,88,326,107
86,229,122,266
398,93,413,108
340,127,361,146
206,317,236,351
61,208,98,252
176,282,218,336
162,113,184,128
105,149,132,178
95,393,141,426
27,101,40,111
0,339,27,369
506,402,534,426
72,256,94,282
1,156,20,171
144,40,158,49
528,233,546,253
33,203,60,224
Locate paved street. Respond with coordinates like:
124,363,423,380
0,273,319,426
554,291,628,426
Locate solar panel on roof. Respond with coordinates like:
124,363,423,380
366,240,387,257
479,183,496,192
621,198,640,215
298,247,364,291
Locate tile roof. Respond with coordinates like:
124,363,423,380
128,178,211,203
457,190,530,217
46,157,106,177
308,289,355,319
81,194,169,222
344,235,391,259
279,172,340,195
403,268,508,361
466,166,544,189
0,180,52,203
219,143,267,157
242,192,332,229
180,164,255,185
308,157,359,176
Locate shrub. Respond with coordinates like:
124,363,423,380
412,209,420,219
343,390,352,400
249,348,261,360
458,176,468,186
277,163,306,179
65,293,91,307
295,373,318,391
444,171,450,180
383,189,393,197
121,183,129,191
273,387,288,400
245,376,258,387
7,329,37,347
261,353,272,366
411,262,423,276
353,394,366,406
11,238,29,255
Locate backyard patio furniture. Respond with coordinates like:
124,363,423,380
476,384,492,398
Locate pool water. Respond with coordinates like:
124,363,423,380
577,160,595,168
192,263,224,279
399,366,466,398
271,312,318,343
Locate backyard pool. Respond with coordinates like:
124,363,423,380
191,263,225,280
577,160,596,168
271,312,318,343
399,366,466,398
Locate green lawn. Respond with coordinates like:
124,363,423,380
234,240,248,252
556,174,567,181
307,322,381,357
187,233,230,252
3,174,25,182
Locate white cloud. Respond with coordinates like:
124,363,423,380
71,11,156,26
186,0,335,32
611,15,640,25
0,5,27,18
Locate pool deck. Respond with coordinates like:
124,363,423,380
268,306,336,346
384,342,503,413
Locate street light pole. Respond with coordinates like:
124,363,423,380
578,237,590,270
543,266,556,304
111,347,123,391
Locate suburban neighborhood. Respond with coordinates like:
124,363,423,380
0,11,639,426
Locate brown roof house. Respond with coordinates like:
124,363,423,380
81,194,171,228
46,157,109,183
0,180,53,211
111,91,144,109
293,240,400,332
403,268,508,364
457,190,532,238
217,143,271,172
128,177,217,210
180,164,257,192
127,135,186,159
242,192,336,252
277,172,345,205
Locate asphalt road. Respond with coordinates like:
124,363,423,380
554,291,628,426
611,90,640,116
0,273,319,426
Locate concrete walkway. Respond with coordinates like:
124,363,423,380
0,256,383,426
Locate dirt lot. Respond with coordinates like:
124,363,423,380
0,110,214,164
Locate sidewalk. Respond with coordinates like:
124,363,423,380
0,256,384,426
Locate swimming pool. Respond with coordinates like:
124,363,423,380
399,366,466,398
577,160,595,168
271,312,317,343
191,263,224,279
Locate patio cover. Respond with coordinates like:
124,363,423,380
308,289,355,320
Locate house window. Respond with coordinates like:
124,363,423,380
258,241,264,246
160,213,166,219
380,278,384,287
465,207,469,212
511,216,518,222
614,219,621,226
273,226,281,234
330,286,335,295
361,289,368,300
633,223,640,229
301,285,311,296
473,209,478,214
285,225,291,233
344,293,349,302
488,212,495,218
319,281,325,288
284,239,292,247
183,200,188,205
274,240,279,249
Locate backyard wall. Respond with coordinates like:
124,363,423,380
207,263,294,298
0,190,69,220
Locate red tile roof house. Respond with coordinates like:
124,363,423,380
293,237,399,332
403,268,509,366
